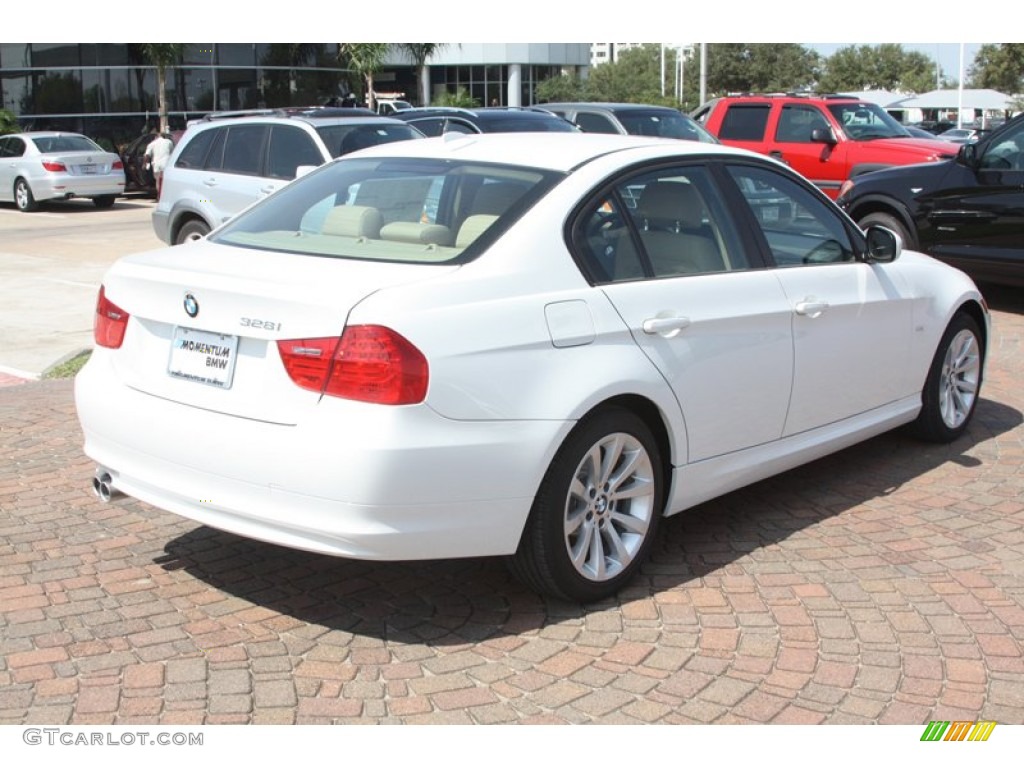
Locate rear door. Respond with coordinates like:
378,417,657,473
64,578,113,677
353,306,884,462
200,124,272,225
571,162,794,463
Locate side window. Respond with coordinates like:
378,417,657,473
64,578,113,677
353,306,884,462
775,105,828,143
174,128,218,169
217,125,269,176
266,126,324,180
575,112,618,134
1,138,26,158
726,165,855,267
442,119,476,135
408,118,444,137
572,166,749,283
980,123,1024,171
718,105,770,141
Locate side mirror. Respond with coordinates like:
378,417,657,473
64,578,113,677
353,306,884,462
958,142,978,168
864,225,900,263
810,127,838,146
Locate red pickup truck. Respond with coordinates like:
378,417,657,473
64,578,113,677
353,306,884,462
692,94,960,199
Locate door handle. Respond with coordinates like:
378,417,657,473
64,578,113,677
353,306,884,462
768,150,788,165
202,178,218,187
642,315,691,337
260,185,278,195
795,299,829,318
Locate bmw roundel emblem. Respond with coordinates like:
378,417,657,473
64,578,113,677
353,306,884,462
183,293,199,318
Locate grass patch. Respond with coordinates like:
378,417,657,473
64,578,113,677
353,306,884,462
43,350,92,379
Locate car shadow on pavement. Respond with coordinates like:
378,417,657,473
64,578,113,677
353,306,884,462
157,395,1022,646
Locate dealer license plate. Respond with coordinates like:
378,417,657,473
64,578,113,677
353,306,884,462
168,327,238,389
79,164,98,174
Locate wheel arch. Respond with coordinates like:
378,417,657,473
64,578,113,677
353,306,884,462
169,207,213,244
573,393,676,517
847,194,918,248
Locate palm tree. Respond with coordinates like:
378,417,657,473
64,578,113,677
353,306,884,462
398,44,447,106
338,43,390,111
139,44,185,133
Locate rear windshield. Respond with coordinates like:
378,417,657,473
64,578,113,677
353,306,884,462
315,124,424,157
30,135,103,153
211,157,562,264
478,117,577,133
614,110,718,143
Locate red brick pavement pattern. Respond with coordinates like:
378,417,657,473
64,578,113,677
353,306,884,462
1,299,1022,724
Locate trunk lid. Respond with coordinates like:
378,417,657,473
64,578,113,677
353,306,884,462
102,240,457,423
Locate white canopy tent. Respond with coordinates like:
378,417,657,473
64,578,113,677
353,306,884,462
892,89,1015,111
890,89,1017,127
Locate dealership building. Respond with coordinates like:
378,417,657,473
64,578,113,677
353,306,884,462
0,43,592,148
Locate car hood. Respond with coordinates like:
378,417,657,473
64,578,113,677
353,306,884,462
841,157,956,203
858,136,960,159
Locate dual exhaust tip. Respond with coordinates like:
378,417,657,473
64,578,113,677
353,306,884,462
91,468,121,503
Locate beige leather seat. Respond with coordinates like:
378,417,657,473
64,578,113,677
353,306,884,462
321,205,383,239
632,182,725,276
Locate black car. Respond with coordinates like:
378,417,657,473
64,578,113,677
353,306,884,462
119,131,182,195
391,106,578,137
837,112,1024,287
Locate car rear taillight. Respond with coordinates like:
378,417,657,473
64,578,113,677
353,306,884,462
42,160,67,172
94,286,129,349
112,160,124,170
277,326,428,405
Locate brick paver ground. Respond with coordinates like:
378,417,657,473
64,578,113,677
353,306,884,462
1,295,1022,725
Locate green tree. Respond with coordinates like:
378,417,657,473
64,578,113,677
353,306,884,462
0,108,18,135
398,44,446,106
968,44,1024,94
695,43,819,97
138,44,185,133
433,88,478,108
338,43,390,111
817,44,935,93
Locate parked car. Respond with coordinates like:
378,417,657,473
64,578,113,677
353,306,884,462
541,102,718,143
837,112,1024,287
391,106,578,136
77,133,988,602
0,131,124,211
120,131,183,195
153,112,425,245
935,127,987,144
904,125,939,139
692,93,960,199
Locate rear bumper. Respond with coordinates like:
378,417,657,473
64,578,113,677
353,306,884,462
74,355,571,561
151,209,172,243
34,174,124,200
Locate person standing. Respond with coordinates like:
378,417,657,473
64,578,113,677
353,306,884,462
144,131,174,198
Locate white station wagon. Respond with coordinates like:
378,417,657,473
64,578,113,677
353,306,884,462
75,133,988,601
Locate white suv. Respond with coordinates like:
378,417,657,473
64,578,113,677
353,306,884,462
153,109,424,245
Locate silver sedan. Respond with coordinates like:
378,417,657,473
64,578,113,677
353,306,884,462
0,132,125,211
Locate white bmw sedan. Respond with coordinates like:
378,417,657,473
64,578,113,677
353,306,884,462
75,133,988,602
0,132,125,211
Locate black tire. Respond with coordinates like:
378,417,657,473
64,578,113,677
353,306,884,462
910,312,984,443
858,211,913,250
14,178,38,212
509,407,664,602
175,219,211,245
93,195,116,209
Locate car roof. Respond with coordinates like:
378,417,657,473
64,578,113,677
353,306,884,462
337,131,756,172
6,131,91,138
543,102,683,112
186,114,408,130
